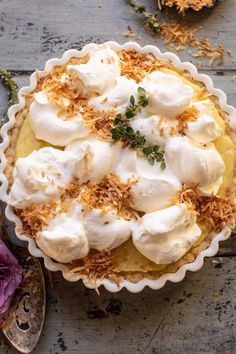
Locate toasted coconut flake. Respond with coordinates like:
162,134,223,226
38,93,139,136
64,179,81,199
40,70,117,138
227,49,234,58
36,56,89,119
21,92,34,98
118,50,162,82
160,23,198,51
197,86,212,100
82,105,116,141
160,0,216,14
160,22,225,66
122,26,141,41
176,106,199,135
15,172,138,237
15,200,62,237
15,183,78,236
177,185,236,232
69,249,119,293
168,106,199,136
79,173,138,220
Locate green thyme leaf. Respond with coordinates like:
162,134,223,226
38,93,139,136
142,144,165,166
130,95,135,106
137,86,148,108
0,69,18,127
0,69,18,107
125,86,148,119
128,1,161,34
112,116,165,168
160,161,166,171
125,108,136,119
147,16,161,33
130,2,146,14
112,86,164,168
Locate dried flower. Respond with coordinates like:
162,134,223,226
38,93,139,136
0,240,22,326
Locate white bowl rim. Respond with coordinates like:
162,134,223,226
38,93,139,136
0,41,235,293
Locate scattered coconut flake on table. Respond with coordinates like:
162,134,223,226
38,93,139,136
158,0,216,14
160,22,226,66
128,0,234,67
122,26,141,41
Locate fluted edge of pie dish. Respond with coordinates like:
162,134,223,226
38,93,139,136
0,41,235,293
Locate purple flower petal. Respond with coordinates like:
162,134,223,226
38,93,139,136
0,240,22,324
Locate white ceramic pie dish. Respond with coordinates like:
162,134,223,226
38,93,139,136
0,41,235,293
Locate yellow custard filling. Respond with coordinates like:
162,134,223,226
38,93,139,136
15,114,49,159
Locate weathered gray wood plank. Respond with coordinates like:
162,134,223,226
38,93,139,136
0,0,236,71
0,256,235,354
217,233,236,256
0,2,236,353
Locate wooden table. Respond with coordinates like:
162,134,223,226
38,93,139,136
0,1,235,353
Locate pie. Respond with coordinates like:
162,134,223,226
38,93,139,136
1,43,236,288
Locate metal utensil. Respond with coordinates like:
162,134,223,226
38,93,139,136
0,70,46,352
0,208,46,353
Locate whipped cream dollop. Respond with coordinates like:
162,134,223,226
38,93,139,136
165,136,224,194
9,147,77,209
30,92,90,146
111,147,137,182
132,203,201,264
112,149,181,212
83,207,132,251
37,202,131,262
186,100,222,144
65,136,114,183
142,71,193,118
67,44,120,95
131,156,181,212
89,76,137,114
37,202,89,263
130,113,176,148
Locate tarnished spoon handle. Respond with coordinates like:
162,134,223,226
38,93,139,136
0,206,46,354
2,248,46,354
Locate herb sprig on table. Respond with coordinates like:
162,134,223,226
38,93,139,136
112,87,166,169
128,0,161,34
0,69,18,126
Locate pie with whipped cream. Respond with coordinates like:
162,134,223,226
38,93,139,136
3,43,236,284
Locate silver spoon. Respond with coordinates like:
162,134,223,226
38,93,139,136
0,207,46,353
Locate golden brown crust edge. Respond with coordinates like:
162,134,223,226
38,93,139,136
3,52,235,284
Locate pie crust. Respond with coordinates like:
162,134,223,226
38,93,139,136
0,41,235,292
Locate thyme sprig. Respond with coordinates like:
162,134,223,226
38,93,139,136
112,116,146,149
128,1,161,34
143,145,166,169
112,116,166,169
125,86,149,119
0,69,18,126
112,86,165,168
0,69,18,108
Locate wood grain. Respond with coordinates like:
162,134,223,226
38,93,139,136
0,257,235,354
0,0,236,71
0,1,236,353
